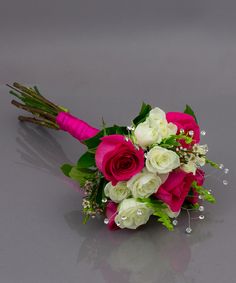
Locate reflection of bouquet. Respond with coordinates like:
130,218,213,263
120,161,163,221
8,83,223,231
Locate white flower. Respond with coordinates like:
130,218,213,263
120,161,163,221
134,107,177,148
166,122,178,136
192,144,207,167
146,146,180,174
148,107,166,124
165,206,180,218
181,150,206,175
104,182,131,203
115,198,153,229
193,144,208,155
196,156,206,167
148,107,178,139
181,159,197,175
127,170,162,198
134,120,160,148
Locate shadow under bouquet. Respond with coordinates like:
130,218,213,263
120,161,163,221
8,82,221,232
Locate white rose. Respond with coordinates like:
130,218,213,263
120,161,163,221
134,107,178,148
134,121,160,148
115,198,153,229
148,107,178,139
181,160,197,175
146,146,180,174
148,107,166,124
165,205,180,218
166,122,178,136
127,170,162,198
104,182,131,203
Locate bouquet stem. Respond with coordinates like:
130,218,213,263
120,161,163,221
8,82,99,141
8,82,66,130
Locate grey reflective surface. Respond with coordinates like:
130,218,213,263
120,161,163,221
0,1,236,282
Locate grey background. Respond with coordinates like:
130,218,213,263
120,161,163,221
0,1,236,282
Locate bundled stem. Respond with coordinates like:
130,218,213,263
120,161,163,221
7,82,68,130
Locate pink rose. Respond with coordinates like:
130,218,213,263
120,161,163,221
154,169,195,212
95,135,144,185
105,201,119,230
187,169,205,205
166,112,200,147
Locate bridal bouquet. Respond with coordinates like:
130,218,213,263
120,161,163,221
8,83,223,232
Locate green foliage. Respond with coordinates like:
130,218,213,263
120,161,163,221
95,177,107,206
184,104,198,124
192,181,216,203
61,163,96,187
60,164,73,177
159,135,181,149
205,159,220,169
133,102,152,126
153,210,174,231
77,151,96,169
158,133,192,149
69,167,96,187
138,198,174,231
84,125,128,149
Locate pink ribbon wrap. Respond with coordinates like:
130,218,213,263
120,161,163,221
56,112,99,142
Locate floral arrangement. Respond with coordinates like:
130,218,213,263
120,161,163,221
8,82,227,233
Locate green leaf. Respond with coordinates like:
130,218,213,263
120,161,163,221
153,210,174,231
192,181,216,203
96,177,108,205
84,125,128,149
83,214,90,224
77,151,96,169
159,135,181,148
137,198,166,208
133,102,152,126
69,167,96,187
137,198,173,231
205,159,220,169
61,163,73,177
184,104,198,124
159,133,193,149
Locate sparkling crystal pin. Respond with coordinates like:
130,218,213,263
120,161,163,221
185,227,192,234
172,219,178,226
127,126,135,131
223,180,228,186
224,168,229,174
199,206,204,212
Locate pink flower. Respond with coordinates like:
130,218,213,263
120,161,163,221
95,135,144,185
155,169,195,212
105,201,119,230
166,112,200,147
187,169,205,205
